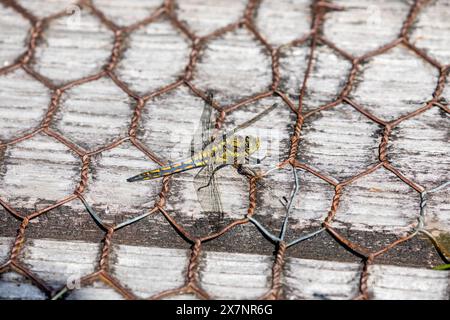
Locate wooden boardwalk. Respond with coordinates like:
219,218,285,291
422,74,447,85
0,0,449,299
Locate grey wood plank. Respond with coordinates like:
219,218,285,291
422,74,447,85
0,0,449,299
0,237,448,300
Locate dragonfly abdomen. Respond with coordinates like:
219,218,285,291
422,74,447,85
127,157,206,182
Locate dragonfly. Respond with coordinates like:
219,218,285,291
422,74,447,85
127,92,278,218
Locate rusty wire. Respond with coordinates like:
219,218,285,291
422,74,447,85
0,0,448,300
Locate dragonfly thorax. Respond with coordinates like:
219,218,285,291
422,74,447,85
199,134,261,165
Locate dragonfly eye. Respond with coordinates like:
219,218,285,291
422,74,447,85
243,136,260,154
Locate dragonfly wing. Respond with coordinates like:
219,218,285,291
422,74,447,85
191,92,225,218
210,165,223,216
190,92,216,156
225,103,279,137
194,162,224,217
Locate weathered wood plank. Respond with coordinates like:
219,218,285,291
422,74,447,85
0,238,448,300
175,0,247,37
0,0,449,300
191,27,273,106
32,8,114,85
0,134,80,214
93,0,163,27
409,0,450,65
349,45,438,121
255,0,311,47
0,69,50,142
322,0,411,57
16,0,74,18
52,76,134,151
117,16,190,95
0,3,30,67
279,43,352,112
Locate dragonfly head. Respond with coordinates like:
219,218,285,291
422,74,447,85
243,135,261,155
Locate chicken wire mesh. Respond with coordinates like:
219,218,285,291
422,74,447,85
0,0,449,300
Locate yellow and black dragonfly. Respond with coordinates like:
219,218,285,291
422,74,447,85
127,93,278,217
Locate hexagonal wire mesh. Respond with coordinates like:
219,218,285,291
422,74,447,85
0,0,449,300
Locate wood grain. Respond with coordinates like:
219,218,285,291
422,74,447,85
409,0,450,65
323,0,410,57
117,16,190,95
175,0,246,37
52,76,134,151
191,27,273,106
0,69,50,142
349,45,438,122
0,237,448,300
0,3,29,67
0,0,449,299
255,0,311,47
280,43,351,112
32,7,114,85
93,0,163,27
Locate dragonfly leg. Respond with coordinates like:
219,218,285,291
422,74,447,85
197,164,229,192
248,154,267,165
236,164,257,177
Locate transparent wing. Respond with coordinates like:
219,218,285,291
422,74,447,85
191,92,225,218
225,103,278,137
190,91,216,156
193,102,279,218
194,164,224,217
